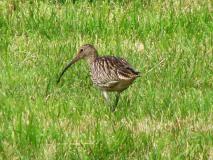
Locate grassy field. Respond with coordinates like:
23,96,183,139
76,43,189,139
0,0,212,159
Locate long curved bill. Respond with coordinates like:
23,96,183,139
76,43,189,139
57,56,80,83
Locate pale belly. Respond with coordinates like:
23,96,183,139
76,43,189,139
93,78,136,92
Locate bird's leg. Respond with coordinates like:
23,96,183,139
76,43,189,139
102,91,109,103
111,92,120,112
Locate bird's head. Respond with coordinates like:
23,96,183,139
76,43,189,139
75,44,98,62
57,44,98,83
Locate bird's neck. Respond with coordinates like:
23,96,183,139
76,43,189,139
85,53,98,67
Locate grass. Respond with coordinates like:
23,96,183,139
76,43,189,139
0,0,212,159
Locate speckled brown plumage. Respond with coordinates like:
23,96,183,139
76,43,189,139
91,56,139,92
57,44,140,111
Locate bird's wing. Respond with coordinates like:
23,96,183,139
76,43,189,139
92,56,139,86
92,57,120,87
107,56,140,80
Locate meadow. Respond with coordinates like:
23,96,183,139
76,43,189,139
0,0,212,159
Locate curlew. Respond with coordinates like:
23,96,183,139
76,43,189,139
57,44,140,111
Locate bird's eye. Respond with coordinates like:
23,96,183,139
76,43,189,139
80,49,84,52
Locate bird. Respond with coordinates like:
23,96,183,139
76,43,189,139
57,44,140,111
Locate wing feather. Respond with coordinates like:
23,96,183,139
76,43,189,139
92,56,140,85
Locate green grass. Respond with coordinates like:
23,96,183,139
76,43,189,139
0,0,212,159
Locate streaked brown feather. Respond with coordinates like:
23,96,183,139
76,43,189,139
91,56,140,91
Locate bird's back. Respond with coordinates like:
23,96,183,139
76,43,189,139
91,56,140,92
